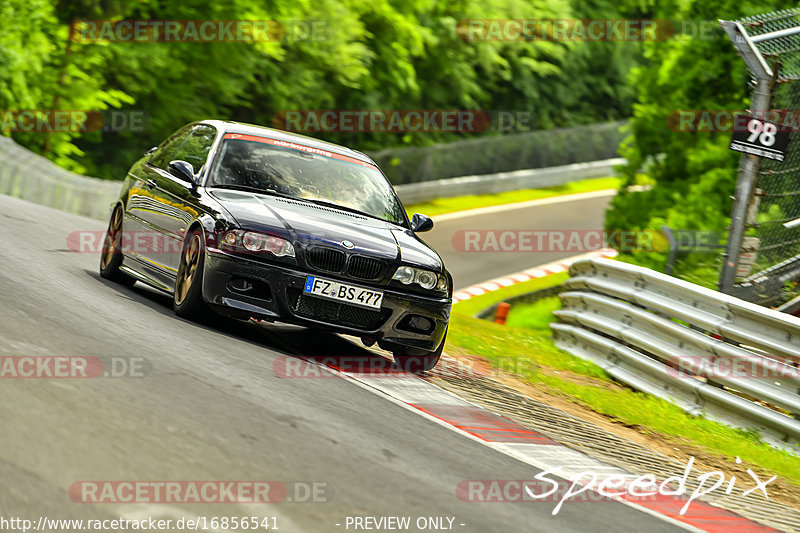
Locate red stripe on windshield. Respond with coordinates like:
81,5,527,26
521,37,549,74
223,133,378,169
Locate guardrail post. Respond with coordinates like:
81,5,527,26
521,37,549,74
662,226,678,276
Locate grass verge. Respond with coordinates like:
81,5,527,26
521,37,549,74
404,177,622,218
445,274,800,486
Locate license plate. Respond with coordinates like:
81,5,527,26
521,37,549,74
303,276,384,309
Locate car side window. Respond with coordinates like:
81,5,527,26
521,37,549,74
171,125,217,173
149,127,193,170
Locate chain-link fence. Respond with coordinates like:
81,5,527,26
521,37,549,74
721,10,800,305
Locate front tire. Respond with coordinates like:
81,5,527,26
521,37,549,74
393,328,446,373
99,206,136,286
174,230,209,320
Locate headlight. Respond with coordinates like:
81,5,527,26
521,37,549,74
416,270,437,289
392,266,447,292
393,266,415,284
242,232,264,251
221,230,295,258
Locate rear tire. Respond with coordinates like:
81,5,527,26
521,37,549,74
174,230,210,320
99,206,136,286
392,328,446,374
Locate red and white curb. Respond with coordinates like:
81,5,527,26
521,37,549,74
319,351,781,533
451,249,619,304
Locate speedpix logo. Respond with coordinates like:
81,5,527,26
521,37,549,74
458,457,776,516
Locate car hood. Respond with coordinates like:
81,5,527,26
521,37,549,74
208,189,443,271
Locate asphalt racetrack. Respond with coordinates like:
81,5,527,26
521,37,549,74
0,193,689,532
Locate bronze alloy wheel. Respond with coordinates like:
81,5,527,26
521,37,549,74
99,206,135,286
173,230,210,320
175,233,201,305
100,207,122,270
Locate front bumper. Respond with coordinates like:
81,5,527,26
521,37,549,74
202,249,450,352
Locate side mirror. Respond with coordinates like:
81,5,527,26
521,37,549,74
145,146,158,156
411,213,434,233
168,160,196,184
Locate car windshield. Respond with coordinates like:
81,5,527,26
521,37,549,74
207,135,406,224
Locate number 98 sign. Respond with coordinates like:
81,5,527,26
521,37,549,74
730,117,790,161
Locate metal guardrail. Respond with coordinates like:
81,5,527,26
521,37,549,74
0,137,120,220
369,120,627,185
394,158,623,204
551,257,800,449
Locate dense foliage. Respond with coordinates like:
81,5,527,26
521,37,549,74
1,0,641,179
605,0,790,284
9,1,791,288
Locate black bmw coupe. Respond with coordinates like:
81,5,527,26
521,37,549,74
100,120,451,371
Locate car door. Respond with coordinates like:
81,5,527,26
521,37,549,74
124,126,193,281
131,124,217,275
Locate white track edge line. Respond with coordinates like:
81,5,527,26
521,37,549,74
323,358,705,533
433,189,617,223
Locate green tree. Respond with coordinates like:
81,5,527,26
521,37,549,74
5,0,646,180
605,0,788,284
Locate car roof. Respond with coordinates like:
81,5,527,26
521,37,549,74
199,120,375,166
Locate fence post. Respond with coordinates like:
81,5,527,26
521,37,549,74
719,21,776,293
